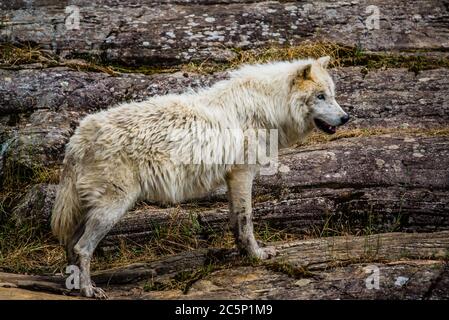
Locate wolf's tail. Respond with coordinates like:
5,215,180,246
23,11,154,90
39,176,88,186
51,159,82,246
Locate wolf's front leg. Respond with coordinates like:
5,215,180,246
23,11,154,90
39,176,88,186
226,166,276,260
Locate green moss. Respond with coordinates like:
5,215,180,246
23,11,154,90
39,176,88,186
263,260,314,279
108,64,180,76
144,263,218,293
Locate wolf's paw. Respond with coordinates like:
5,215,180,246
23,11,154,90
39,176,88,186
80,285,108,300
253,246,278,260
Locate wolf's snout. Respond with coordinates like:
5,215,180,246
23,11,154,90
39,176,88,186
340,114,350,125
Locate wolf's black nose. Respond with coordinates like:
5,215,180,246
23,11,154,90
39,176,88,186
340,114,350,125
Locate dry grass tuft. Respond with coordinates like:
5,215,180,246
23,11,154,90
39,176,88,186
0,43,58,67
0,43,117,75
0,220,65,274
182,41,449,75
230,42,349,68
300,127,449,147
1,163,60,192
181,42,349,74
2,41,448,76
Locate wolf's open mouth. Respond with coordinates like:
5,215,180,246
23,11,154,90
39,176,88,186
314,118,336,135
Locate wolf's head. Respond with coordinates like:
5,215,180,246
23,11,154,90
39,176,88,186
289,56,349,135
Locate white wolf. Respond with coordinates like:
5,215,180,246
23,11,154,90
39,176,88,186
51,56,349,298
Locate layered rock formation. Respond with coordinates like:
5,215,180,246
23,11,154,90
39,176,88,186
0,0,448,299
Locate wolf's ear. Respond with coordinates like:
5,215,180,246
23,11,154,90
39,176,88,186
290,64,312,87
317,56,331,69
293,64,312,82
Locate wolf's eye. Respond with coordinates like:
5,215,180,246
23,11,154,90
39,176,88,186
317,94,325,100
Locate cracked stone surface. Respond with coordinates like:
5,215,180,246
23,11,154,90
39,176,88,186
1,231,448,299
1,1,448,64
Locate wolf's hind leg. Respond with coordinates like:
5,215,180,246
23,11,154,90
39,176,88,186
73,198,135,299
226,166,276,260
65,220,86,266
